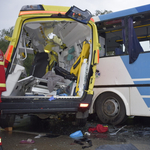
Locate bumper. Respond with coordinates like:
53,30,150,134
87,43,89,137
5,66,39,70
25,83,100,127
0,93,93,114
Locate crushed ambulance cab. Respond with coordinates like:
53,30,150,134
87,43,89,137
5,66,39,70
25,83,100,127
0,4,99,127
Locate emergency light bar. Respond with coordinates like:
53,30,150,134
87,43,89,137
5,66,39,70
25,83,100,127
66,6,92,24
20,5,44,11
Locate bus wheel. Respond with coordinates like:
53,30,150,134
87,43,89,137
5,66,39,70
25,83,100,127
0,114,15,129
96,92,126,125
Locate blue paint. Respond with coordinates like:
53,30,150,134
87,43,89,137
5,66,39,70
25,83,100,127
121,53,150,79
98,4,150,22
143,98,150,108
121,53,150,108
99,8,138,21
136,4,150,13
134,81,150,84
137,87,150,95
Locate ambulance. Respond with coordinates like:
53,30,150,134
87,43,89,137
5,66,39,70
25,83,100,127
0,4,99,128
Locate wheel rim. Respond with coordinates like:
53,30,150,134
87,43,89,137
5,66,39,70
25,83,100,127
103,98,120,117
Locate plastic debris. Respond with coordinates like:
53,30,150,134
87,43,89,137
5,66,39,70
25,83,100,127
88,124,108,133
19,139,35,144
34,134,43,138
110,125,127,136
70,130,83,140
49,96,55,101
84,132,90,137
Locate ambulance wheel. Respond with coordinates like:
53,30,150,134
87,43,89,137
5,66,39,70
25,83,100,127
0,114,15,129
96,92,127,125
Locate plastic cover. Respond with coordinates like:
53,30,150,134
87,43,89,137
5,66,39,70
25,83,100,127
66,6,92,24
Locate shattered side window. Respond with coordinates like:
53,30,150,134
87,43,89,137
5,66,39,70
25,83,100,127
97,19,125,57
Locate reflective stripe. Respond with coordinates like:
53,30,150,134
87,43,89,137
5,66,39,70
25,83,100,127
90,18,95,22
0,62,4,65
19,11,66,16
5,45,13,62
0,83,6,87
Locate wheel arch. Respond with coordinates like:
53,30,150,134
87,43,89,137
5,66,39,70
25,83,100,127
90,89,130,116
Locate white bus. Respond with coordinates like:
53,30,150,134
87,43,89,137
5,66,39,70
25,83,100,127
90,4,150,125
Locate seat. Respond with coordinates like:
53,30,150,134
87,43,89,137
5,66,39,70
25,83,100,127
30,52,49,78
115,48,124,55
17,51,59,96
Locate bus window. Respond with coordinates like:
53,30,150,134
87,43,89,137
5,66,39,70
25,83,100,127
97,19,125,57
140,41,150,52
133,13,150,52
97,12,150,60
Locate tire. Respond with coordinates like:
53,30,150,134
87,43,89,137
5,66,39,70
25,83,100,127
96,92,127,125
0,114,15,128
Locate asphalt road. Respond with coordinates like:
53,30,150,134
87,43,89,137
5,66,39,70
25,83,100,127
0,115,150,150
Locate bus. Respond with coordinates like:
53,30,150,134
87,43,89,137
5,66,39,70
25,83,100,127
90,4,150,125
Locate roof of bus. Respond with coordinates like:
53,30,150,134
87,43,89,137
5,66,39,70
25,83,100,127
93,4,150,22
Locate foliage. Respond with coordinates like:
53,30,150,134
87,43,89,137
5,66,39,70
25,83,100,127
93,10,112,16
0,27,14,53
0,26,34,75
23,54,34,75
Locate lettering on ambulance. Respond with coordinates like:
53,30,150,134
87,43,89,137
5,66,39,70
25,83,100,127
121,53,150,108
0,50,6,102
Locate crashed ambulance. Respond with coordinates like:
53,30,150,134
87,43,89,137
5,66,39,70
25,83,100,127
0,4,99,128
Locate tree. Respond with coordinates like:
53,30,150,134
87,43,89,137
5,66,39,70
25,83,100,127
0,27,14,53
0,26,33,75
93,10,112,16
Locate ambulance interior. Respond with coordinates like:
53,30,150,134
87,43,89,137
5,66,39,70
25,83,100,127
2,21,92,98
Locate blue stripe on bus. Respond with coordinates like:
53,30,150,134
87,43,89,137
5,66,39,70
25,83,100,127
134,81,150,84
121,53,150,79
143,98,150,108
121,54,150,108
137,87,150,95
98,4,150,22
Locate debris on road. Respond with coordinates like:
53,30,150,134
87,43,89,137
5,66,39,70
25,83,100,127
88,124,108,133
110,125,127,136
74,137,92,149
70,130,83,140
19,139,35,144
70,130,92,149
